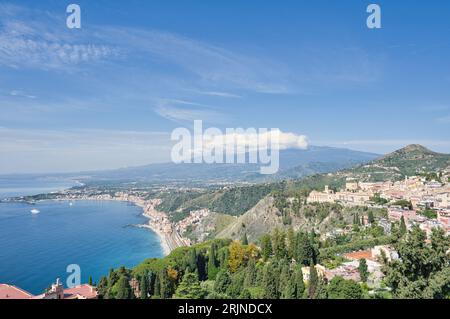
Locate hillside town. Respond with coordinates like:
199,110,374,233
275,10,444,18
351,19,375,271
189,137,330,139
307,173,450,236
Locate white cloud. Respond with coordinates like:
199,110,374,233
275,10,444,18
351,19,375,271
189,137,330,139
205,129,309,151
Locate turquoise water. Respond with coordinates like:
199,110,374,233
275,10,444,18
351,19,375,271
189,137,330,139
0,200,163,295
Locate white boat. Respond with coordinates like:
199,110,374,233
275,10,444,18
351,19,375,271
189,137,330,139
30,209,40,214
69,202,73,206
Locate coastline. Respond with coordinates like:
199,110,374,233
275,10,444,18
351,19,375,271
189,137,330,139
140,214,172,256
6,196,186,257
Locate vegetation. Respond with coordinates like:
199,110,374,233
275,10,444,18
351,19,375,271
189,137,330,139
96,223,448,299
383,226,450,299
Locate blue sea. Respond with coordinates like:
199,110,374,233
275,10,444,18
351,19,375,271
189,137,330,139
0,179,164,295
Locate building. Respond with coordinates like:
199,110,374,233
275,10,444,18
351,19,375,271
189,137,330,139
388,207,417,223
301,264,326,282
0,279,97,300
437,210,450,233
0,284,34,299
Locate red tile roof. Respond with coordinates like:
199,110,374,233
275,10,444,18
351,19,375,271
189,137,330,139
343,250,373,261
0,284,33,299
63,285,98,299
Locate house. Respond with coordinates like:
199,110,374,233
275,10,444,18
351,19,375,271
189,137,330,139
0,284,34,299
388,207,417,223
0,279,97,300
301,264,326,282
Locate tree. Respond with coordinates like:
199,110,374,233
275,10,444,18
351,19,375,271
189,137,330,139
358,259,369,283
307,263,318,299
294,265,305,299
384,226,450,299
228,241,245,273
278,262,291,299
187,248,198,273
368,211,375,224
159,268,174,299
287,227,296,259
243,258,256,288
272,228,287,259
153,272,160,298
208,243,219,280
214,269,231,294
241,233,249,245
327,276,362,299
97,276,108,298
399,216,407,236
174,271,206,299
260,234,272,261
226,271,245,298
140,274,148,299
240,288,252,299
88,276,93,286
262,263,278,299
115,275,133,299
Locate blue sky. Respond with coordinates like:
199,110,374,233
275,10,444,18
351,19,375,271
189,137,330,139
1,0,450,173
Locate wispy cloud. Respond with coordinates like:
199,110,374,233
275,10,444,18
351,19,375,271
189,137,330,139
153,99,230,124
0,5,121,71
9,90,36,99
194,91,242,99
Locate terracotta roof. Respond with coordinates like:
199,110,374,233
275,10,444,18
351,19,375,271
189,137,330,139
0,284,33,299
63,285,97,299
343,250,373,261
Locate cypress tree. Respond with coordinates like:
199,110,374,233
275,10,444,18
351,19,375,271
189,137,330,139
188,248,198,273
159,268,173,299
153,272,160,298
308,263,318,299
115,275,133,299
278,262,290,298
88,276,93,286
260,234,272,261
368,211,375,224
214,269,231,294
140,274,148,299
241,233,249,245
400,216,407,236
208,243,219,280
262,263,278,299
294,265,305,299
287,227,296,259
358,258,369,282
243,258,256,288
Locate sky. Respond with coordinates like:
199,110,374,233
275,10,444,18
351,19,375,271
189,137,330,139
1,0,450,174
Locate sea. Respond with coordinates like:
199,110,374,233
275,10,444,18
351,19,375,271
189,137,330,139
0,177,164,295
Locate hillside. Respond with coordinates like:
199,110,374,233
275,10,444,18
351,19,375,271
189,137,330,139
210,144,449,242
341,144,450,182
76,146,378,183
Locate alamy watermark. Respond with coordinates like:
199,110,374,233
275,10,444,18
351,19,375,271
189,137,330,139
66,264,81,288
66,4,81,29
171,120,308,175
